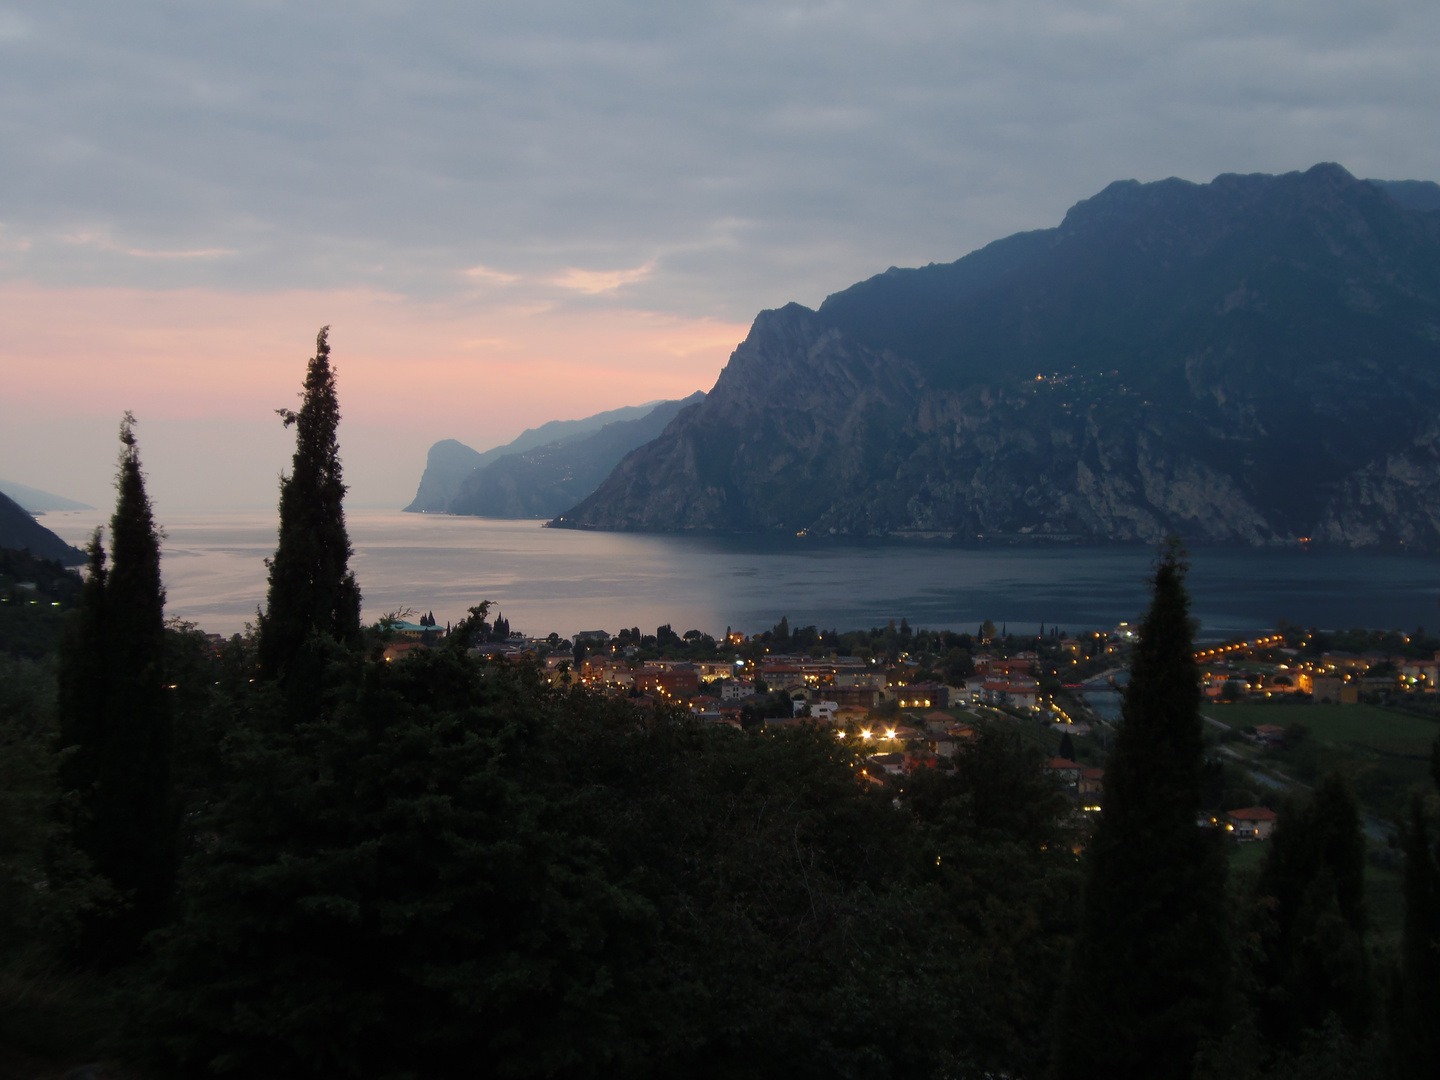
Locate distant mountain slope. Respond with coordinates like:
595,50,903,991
557,164,1440,549
1369,179,1440,213
0,479,94,513
449,393,705,518
0,491,86,565
405,400,668,511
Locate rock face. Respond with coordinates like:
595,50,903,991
558,164,1440,548
0,491,85,565
448,393,705,519
404,399,679,513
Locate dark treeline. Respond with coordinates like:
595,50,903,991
1,331,1439,1079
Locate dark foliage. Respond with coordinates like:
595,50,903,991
1251,773,1373,1047
54,415,177,961
1388,748,1440,1080
256,327,362,689
1053,542,1232,1080
0,546,83,659
132,645,1080,1079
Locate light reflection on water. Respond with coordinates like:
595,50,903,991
41,508,1440,640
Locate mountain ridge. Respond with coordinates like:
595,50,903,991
449,393,706,518
556,164,1440,549
404,399,669,512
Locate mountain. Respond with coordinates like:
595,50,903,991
405,400,670,511
0,479,94,513
449,393,706,518
0,491,87,565
556,164,1440,549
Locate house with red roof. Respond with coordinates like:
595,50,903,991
1045,757,1082,788
1228,806,1279,841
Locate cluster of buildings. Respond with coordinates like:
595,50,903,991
1195,635,1440,704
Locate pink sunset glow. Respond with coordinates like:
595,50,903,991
0,283,746,509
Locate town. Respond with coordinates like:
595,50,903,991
355,609,1440,845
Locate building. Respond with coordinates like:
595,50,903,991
791,699,839,722
896,682,947,709
1045,757,1082,788
1228,806,1279,841
982,680,1040,709
635,664,699,698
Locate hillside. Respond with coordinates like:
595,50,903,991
0,491,86,565
404,400,670,512
0,479,93,513
449,393,705,518
556,164,1440,548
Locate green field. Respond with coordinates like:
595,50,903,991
1204,702,1440,754
1206,702,1438,822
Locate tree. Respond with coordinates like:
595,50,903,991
1252,772,1372,1047
256,327,361,685
1058,730,1076,762
1052,542,1232,1080
1388,740,1440,1079
55,413,176,959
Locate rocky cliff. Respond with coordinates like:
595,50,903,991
556,165,1440,549
405,399,674,512
448,393,705,518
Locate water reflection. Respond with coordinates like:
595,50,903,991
41,508,1440,640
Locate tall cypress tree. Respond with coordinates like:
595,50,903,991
1389,743,1440,1078
1052,542,1231,1080
56,413,176,958
256,326,361,683
1252,772,1372,1046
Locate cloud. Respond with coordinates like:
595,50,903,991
463,264,521,285
0,2,1433,322
548,261,655,294
62,231,236,259
3,2,1439,511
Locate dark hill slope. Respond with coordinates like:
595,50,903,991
450,393,705,518
557,165,1440,548
0,491,85,565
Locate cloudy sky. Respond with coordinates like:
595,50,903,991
3,0,1438,509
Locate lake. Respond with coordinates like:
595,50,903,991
40,508,1440,641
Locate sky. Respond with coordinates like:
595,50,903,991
3,0,1438,510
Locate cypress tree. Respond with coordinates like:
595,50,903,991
256,326,361,683
56,413,176,958
1252,772,1372,1046
1052,542,1231,1080
1388,742,1440,1078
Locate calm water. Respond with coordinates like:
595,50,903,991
42,508,1440,641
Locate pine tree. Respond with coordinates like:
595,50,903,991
1388,743,1440,1078
1252,772,1372,1046
55,413,176,958
1058,730,1076,762
256,327,362,684
1052,541,1232,1080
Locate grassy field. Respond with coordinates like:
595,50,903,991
1226,842,1407,945
1205,702,1438,824
1204,702,1440,755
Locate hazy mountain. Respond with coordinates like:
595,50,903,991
449,393,706,518
404,400,669,512
556,164,1440,550
0,479,94,513
1369,179,1440,213
0,491,86,565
